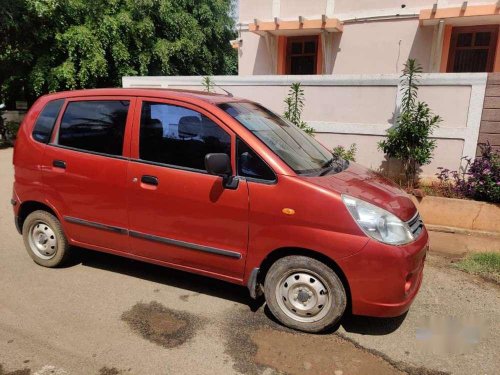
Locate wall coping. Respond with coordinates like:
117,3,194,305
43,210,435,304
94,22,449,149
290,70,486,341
123,73,488,88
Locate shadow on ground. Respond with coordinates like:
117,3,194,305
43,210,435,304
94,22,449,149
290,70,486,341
70,247,408,336
70,247,261,309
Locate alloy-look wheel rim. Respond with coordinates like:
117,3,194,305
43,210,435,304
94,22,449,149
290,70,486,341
275,269,332,323
28,221,58,260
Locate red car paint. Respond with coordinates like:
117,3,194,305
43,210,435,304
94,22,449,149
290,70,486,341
12,88,428,318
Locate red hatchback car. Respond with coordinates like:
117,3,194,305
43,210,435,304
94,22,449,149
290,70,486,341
12,88,428,332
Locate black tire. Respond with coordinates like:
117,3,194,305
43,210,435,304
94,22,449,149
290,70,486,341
264,255,346,333
22,210,71,267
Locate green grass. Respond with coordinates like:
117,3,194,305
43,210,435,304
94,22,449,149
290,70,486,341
454,252,500,284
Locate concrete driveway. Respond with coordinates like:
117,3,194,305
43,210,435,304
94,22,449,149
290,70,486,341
0,148,498,375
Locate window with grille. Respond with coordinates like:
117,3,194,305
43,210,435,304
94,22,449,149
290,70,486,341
447,25,498,73
286,36,319,75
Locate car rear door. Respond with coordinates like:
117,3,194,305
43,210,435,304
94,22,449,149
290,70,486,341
126,98,249,281
42,96,135,254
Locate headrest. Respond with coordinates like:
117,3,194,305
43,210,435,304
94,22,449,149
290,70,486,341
178,116,201,138
141,118,163,137
144,118,162,128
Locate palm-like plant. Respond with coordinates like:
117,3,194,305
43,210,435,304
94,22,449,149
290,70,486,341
284,83,314,134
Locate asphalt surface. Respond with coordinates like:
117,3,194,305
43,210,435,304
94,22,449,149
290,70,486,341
0,148,499,375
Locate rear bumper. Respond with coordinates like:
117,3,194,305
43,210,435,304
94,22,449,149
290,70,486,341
11,187,21,234
14,215,21,234
338,228,429,317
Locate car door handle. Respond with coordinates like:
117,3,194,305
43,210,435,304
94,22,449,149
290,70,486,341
141,175,159,186
53,160,66,169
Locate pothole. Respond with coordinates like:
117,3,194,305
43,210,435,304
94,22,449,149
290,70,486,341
0,364,30,375
121,301,203,348
98,367,130,375
251,328,404,375
224,305,448,375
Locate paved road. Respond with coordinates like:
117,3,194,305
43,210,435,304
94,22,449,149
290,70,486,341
0,148,498,375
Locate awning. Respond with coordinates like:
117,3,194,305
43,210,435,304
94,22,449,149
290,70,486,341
249,17,343,36
420,3,500,26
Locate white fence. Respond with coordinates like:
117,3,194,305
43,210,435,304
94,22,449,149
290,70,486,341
123,73,488,178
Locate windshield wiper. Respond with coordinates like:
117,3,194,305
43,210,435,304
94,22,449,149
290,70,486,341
319,158,335,176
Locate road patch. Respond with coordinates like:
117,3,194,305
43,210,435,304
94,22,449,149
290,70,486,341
121,301,203,348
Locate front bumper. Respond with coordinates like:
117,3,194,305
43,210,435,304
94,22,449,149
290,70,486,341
337,227,429,317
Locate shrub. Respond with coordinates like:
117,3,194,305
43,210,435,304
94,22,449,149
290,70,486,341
0,106,7,143
378,59,441,188
332,144,357,162
425,168,464,199
456,143,499,203
5,121,20,140
284,83,314,134
435,143,500,203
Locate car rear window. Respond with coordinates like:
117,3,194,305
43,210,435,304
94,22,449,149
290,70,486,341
58,100,129,156
32,99,64,144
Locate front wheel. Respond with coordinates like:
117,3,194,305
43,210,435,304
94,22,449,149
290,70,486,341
264,255,347,333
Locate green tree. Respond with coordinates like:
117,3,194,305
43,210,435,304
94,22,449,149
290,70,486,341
0,0,237,107
378,59,441,188
283,82,314,134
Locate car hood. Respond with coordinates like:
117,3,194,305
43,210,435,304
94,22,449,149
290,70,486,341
303,162,417,221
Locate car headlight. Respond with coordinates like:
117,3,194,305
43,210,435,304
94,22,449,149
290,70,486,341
342,194,414,245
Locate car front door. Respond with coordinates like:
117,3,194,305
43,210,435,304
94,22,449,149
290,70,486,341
126,98,249,281
42,97,135,254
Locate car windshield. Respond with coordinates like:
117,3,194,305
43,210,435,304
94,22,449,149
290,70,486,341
219,101,337,175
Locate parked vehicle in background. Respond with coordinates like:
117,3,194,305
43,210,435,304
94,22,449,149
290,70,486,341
12,89,428,332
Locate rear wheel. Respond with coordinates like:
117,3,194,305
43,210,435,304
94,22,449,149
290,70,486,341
22,210,71,267
264,255,346,333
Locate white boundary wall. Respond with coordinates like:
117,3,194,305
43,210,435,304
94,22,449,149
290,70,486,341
123,73,487,177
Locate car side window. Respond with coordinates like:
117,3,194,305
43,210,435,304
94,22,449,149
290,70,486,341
32,99,64,144
237,138,276,181
139,102,231,171
58,100,129,156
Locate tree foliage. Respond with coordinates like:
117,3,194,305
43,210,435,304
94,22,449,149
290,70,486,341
378,59,441,188
0,0,237,107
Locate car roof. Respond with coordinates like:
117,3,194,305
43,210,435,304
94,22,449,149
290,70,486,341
40,88,245,105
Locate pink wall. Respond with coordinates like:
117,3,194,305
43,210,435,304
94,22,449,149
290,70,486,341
123,74,487,179
238,19,434,75
330,19,434,74
237,0,497,75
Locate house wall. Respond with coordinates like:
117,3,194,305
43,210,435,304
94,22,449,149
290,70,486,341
328,19,434,74
238,19,435,75
237,0,498,75
122,73,487,178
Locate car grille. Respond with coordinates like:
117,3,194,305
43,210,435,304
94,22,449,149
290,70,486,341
407,213,424,238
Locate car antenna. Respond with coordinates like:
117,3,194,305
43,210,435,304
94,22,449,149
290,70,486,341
213,83,233,97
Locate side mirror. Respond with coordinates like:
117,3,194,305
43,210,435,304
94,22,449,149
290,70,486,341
205,153,238,189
